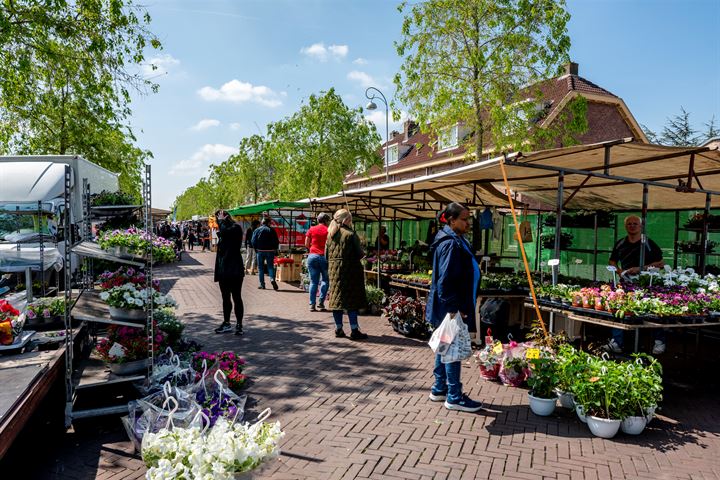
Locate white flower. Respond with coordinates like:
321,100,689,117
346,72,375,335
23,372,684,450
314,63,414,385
99,291,110,301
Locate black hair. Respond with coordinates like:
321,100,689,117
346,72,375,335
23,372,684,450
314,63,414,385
251,219,261,228
261,216,272,226
441,202,469,223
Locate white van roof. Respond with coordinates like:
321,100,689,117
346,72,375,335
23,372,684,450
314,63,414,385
0,162,71,203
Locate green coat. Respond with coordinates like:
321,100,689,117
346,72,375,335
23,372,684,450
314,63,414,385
326,225,367,311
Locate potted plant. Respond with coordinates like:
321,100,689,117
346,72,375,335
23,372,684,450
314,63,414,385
580,358,625,438
619,354,663,435
25,297,65,325
475,343,502,380
364,285,385,315
99,283,176,322
526,351,559,416
555,344,591,409
96,323,166,375
0,300,24,345
382,293,429,339
156,307,185,348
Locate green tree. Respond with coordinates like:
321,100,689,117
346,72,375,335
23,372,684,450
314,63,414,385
0,0,161,194
268,88,381,199
660,107,701,146
394,0,579,159
173,180,218,220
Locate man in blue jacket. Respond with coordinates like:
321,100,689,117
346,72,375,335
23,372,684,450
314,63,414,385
251,216,280,290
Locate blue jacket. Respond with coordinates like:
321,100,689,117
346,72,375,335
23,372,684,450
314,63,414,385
425,226,479,332
251,225,279,251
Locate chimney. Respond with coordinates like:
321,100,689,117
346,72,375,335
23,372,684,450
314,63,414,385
565,62,579,76
403,120,419,141
390,130,400,139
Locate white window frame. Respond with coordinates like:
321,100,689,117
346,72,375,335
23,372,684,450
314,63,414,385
438,125,459,151
386,144,399,166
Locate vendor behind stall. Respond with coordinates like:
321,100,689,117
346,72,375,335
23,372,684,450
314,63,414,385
606,215,666,355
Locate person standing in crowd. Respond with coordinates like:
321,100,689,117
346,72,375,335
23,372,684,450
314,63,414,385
305,213,331,312
201,227,211,252
605,215,666,354
375,225,390,251
187,229,196,251
252,216,280,290
245,219,260,275
213,210,245,335
182,224,188,251
426,202,483,413
326,209,368,340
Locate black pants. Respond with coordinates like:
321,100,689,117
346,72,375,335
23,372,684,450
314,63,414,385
219,278,244,327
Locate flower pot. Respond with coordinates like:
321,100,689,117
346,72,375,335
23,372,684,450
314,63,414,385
479,363,500,380
109,358,149,376
113,245,129,257
528,393,557,416
109,306,146,322
621,416,647,435
587,416,621,439
575,404,587,423
556,390,575,409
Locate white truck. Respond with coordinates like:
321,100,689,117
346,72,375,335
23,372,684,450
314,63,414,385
0,156,120,301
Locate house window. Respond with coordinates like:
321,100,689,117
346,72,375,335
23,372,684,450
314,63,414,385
438,125,459,151
386,144,399,165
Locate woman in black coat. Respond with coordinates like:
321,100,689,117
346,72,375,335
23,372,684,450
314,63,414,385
214,210,245,335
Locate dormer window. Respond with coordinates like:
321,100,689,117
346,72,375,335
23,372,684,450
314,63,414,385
438,125,459,151
387,144,399,165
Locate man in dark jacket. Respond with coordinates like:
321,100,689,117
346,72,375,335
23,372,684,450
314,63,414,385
214,210,245,335
244,219,260,274
251,216,280,290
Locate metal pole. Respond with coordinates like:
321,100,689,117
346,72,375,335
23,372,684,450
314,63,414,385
553,172,565,285
364,87,389,183
593,213,599,281
639,183,649,270
63,165,73,428
377,201,382,289
700,193,712,275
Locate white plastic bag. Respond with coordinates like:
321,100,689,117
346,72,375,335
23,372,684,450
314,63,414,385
428,312,461,355
441,316,472,363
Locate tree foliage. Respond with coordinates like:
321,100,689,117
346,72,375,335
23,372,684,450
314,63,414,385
0,0,161,196
394,0,579,158
642,108,717,147
172,90,381,220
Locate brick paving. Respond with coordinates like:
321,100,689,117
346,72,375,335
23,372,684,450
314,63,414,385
8,251,720,479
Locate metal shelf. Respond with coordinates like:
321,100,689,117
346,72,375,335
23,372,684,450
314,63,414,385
73,357,145,390
72,291,146,329
90,205,142,219
71,241,144,267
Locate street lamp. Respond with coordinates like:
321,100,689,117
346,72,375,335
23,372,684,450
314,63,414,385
365,87,389,183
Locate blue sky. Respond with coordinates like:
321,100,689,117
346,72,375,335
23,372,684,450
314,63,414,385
129,0,720,209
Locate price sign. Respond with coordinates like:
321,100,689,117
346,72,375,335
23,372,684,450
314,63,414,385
525,348,541,359
492,342,503,355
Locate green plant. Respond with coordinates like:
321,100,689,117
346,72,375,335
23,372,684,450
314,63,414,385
571,356,626,419
91,190,138,206
617,354,663,418
365,285,385,308
527,352,559,399
156,307,184,346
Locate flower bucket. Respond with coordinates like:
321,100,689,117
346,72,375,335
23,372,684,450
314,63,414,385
621,416,647,435
109,307,146,322
109,358,149,376
112,246,129,257
528,393,557,416
479,363,500,380
575,404,587,423
556,390,575,409
587,416,621,439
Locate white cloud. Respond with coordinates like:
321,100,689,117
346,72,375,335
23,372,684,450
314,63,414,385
198,80,283,107
230,122,242,131
352,58,368,65
190,119,221,131
364,110,409,138
347,70,377,88
300,42,349,62
142,54,180,77
169,144,238,176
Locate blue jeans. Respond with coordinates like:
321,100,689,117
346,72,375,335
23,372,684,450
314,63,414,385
433,354,462,403
307,254,329,306
332,310,359,330
256,251,276,287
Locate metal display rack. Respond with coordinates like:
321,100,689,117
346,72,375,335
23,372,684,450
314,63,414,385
62,164,153,427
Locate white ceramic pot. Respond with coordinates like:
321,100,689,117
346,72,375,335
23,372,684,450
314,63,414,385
528,393,557,416
621,416,648,435
556,390,575,409
587,416,621,439
109,306,146,322
575,404,587,423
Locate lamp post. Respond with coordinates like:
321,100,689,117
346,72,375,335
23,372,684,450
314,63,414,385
365,87,389,289
365,87,389,183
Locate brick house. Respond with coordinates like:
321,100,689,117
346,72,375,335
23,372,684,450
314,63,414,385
344,62,648,189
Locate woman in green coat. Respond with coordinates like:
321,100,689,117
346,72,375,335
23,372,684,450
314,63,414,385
326,209,368,340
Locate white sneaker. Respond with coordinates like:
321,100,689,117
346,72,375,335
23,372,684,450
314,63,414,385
652,340,666,355
602,339,622,354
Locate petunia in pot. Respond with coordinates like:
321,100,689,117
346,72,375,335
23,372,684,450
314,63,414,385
100,283,176,322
